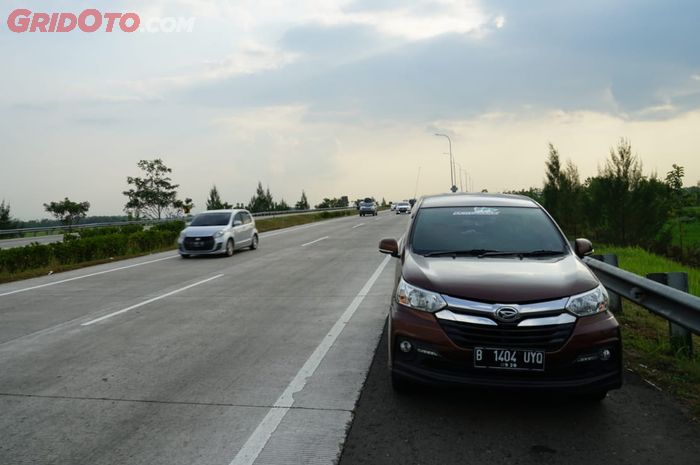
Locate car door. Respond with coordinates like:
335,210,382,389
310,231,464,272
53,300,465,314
241,211,254,245
232,212,249,248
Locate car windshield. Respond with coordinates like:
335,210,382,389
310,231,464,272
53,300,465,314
190,213,231,227
411,206,566,256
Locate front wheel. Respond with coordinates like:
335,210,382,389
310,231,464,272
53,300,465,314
180,254,190,259
225,239,235,257
250,234,259,250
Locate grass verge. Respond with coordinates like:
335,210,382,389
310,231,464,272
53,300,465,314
598,245,700,419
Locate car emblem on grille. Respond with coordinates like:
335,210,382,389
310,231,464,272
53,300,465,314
195,238,201,241
494,306,520,322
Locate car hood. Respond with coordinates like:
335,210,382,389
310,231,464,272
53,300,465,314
183,226,227,237
402,251,599,303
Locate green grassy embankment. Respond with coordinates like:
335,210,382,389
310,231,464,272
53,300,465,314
597,245,700,418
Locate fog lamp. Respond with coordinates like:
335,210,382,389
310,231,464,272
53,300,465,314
399,340,413,353
600,349,612,361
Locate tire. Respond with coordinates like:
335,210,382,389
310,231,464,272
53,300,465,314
250,234,259,250
396,212,399,215
180,254,190,259
225,239,235,257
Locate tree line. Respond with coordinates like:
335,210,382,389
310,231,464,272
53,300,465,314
508,138,700,264
1,158,357,229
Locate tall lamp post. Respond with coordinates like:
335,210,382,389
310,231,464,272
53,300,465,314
434,133,456,192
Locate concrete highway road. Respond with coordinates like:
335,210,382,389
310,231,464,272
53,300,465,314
2,211,700,465
0,234,64,249
0,211,405,465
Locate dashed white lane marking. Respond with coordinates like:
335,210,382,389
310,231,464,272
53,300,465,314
80,274,224,326
300,236,329,247
227,254,392,465
352,223,365,229
0,255,179,297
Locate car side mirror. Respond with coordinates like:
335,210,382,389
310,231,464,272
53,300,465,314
574,238,594,258
233,220,242,226
379,238,400,257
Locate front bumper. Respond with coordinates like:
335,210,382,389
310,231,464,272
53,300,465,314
178,238,225,255
389,302,622,393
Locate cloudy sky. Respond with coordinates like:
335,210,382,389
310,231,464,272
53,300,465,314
1,0,699,219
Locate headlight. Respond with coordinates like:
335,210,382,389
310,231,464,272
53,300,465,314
396,278,447,313
566,285,609,317
214,230,225,238
178,231,186,240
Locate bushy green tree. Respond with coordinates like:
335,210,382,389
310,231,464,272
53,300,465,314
43,197,90,230
0,200,17,230
541,144,584,236
295,191,309,210
584,139,670,247
247,182,275,213
123,159,179,219
206,185,232,210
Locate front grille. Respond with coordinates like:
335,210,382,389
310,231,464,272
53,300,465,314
184,236,215,251
439,320,574,352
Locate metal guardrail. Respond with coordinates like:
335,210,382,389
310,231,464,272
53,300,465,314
0,207,356,238
0,219,171,237
584,255,700,355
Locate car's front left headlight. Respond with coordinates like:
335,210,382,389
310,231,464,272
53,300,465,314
566,285,609,317
214,229,225,238
396,278,447,313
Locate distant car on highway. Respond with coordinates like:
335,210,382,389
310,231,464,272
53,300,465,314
379,193,621,400
394,202,411,214
359,200,378,217
390,203,396,211
178,209,259,258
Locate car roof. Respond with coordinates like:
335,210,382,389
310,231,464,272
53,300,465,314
418,193,539,208
197,209,247,214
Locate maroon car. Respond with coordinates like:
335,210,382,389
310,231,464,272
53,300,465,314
379,193,621,400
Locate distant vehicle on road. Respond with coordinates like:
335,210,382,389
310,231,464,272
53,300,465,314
394,202,411,214
390,203,396,211
379,193,621,400
359,200,378,217
178,209,258,258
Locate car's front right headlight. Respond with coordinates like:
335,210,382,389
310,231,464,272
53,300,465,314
178,231,186,240
566,285,609,317
396,278,447,313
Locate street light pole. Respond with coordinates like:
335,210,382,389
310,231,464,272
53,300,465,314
455,161,465,191
434,133,455,192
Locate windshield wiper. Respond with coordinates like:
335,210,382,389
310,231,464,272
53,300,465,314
422,249,498,258
478,249,566,258
519,249,566,257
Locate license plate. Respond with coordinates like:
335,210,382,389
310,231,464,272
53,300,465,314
474,347,545,371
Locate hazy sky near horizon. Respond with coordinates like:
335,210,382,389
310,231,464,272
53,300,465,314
1,0,699,219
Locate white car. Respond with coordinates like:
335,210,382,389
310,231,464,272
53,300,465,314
178,209,259,258
395,202,411,214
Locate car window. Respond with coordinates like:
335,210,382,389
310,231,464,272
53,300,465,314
190,213,232,227
242,212,252,224
233,212,243,225
410,206,566,254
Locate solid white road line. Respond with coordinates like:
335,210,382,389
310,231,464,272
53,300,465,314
0,255,179,298
352,223,365,229
300,236,329,247
227,254,392,465
80,274,224,326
